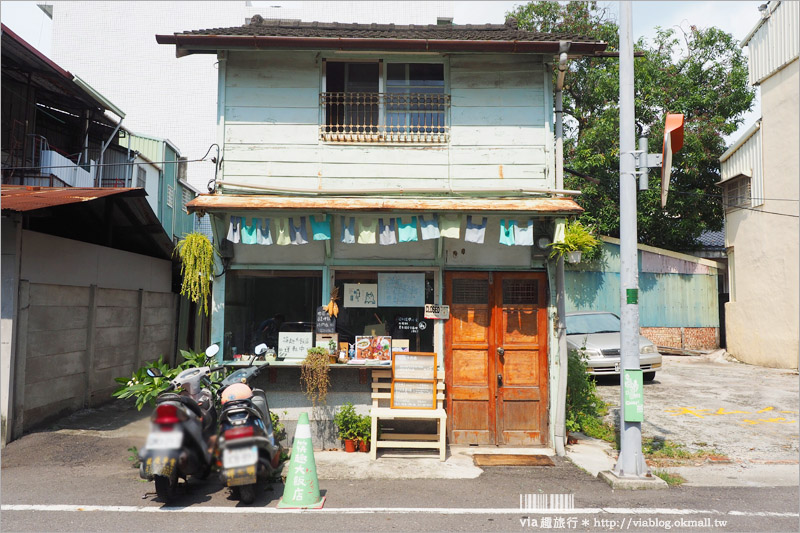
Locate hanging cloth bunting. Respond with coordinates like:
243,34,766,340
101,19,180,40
397,216,418,243
515,219,534,246
340,216,356,244
310,214,332,241
274,218,291,246
226,215,241,244
357,218,377,244
419,214,440,240
379,218,397,245
464,215,488,244
499,219,516,246
241,217,260,245
289,216,309,245
258,218,273,245
440,214,461,239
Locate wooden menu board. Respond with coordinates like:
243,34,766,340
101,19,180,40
391,380,436,409
392,351,436,380
391,351,437,409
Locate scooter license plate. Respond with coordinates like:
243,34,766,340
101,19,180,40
223,445,258,469
146,430,182,450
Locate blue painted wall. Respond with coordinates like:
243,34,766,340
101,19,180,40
565,241,720,328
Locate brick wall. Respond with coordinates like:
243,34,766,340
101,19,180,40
640,327,719,351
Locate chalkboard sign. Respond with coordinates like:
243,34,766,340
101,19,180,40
278,332,314,359
391,380,436,409
378,273,424,307
315,306,336,334
393,352,437,380
394,316,420,334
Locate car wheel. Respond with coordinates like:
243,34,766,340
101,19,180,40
643,371,656,382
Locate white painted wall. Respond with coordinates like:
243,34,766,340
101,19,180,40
1,217,21,444
20,230,172,292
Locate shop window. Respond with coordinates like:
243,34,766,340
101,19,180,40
332,270,435,353
224,270,322,359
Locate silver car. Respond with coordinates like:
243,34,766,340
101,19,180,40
566,311,662,381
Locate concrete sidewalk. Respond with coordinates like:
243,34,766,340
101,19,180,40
36,397,799,487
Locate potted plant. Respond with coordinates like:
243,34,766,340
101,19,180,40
174,232,217,316
356,414,372,452
300,346,330,406
333,402,360,452
548,220,600,264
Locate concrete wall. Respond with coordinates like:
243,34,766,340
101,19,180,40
725,58,799,369
3,230,177,442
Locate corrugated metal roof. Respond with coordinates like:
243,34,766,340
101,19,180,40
1,185,142,212
186,193,583,214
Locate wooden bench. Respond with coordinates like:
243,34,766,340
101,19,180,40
370,369,447,461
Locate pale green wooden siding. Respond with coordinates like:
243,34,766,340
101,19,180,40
222,51,551,191
565,242,720,328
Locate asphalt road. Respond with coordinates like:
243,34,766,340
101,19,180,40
594,353,800,463
2,395,799,532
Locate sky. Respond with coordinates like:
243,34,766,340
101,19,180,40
1,0,764,146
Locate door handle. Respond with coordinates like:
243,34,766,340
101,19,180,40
497,373,503,387
497,347,505,357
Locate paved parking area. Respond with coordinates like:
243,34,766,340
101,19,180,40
594,352,800,463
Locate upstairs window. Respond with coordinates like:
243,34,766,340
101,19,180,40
723,176,751,211
321,61,449,143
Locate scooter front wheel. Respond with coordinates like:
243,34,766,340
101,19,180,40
154,474,177,501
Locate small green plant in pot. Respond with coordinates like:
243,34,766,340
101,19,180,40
356,414,372,452
549,220,600,264
300,346,330,406
333,402,360,452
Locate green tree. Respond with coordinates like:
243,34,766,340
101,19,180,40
509,2,755,250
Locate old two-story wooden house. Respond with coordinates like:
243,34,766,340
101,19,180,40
158,17,606,450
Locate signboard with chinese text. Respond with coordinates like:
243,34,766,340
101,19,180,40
278,332,313,359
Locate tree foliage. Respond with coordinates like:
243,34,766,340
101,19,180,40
510,2,755,250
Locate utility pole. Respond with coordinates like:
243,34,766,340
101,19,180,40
613,0,649,480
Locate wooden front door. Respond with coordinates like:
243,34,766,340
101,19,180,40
445,272,548,446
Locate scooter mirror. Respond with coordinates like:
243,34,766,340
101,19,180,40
205,344,220,358
254,343,268,355
146,367,163,378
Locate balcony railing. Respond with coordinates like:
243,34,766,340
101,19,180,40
320,92,450,143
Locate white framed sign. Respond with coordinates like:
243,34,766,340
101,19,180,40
424,304,450,320
278,332,314,359
344,283,378,308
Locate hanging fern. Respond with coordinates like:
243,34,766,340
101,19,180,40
174,232,216,316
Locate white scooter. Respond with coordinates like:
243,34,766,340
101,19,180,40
138,345,225,501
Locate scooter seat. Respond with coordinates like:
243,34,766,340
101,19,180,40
156,393,204,418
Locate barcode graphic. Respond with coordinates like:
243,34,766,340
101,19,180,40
519,493,575,510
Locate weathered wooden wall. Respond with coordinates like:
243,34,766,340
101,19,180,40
222,51,550,191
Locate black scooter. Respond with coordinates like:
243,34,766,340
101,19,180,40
217,343,284,504
139,344,225,501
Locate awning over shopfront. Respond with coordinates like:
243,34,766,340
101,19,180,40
186,194,583,216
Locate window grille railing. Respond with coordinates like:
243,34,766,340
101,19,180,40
320,92,450,143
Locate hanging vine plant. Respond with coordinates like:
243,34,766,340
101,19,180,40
174,232,217,316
